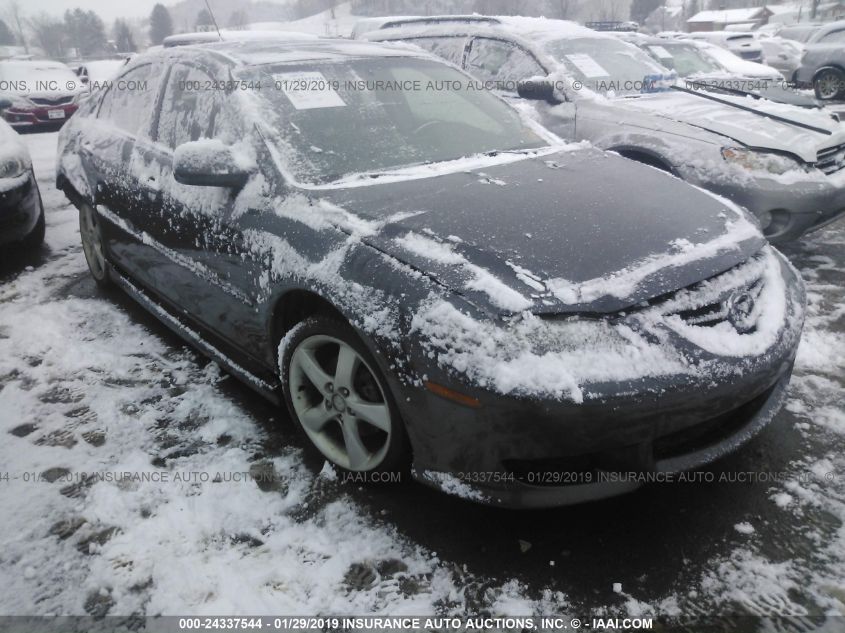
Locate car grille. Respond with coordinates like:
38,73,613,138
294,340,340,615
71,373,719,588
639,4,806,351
816,143,845,175
666,278,763,334
29,96,73,106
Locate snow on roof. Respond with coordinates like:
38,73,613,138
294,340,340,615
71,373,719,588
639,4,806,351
164,30,317,47
196,38,430,67
368,14,604,43
687,7,768,24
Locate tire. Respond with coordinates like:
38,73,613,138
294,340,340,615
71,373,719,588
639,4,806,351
814,67,845,100
279,315,410,477
78,201,112,289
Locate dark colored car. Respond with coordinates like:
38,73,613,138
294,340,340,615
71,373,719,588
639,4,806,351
0,113,45,248
0,60,81,130
57,39,805,508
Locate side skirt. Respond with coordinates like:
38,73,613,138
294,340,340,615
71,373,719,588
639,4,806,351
109,264,282,406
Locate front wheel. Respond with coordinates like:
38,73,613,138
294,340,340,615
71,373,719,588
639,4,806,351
280,316,410,476
814,67,845,100
79,202,112,288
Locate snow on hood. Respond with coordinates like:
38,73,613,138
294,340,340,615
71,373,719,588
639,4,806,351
0,61,83,98
622,90,845,162
410,245,803,403
321,147,765,315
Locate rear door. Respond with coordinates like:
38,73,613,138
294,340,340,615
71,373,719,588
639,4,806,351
87,62,166,275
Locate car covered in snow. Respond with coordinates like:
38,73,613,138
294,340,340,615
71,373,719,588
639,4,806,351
56,38,805,508
0,112,44,247
684,31,765,64
632,37,818,108
757,36,805,79
74,59,130,90
361,15,845,243
0,60,83,129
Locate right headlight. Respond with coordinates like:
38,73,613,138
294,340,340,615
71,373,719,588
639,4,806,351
0,155,27,180
0,94,32,110
721,147,807,175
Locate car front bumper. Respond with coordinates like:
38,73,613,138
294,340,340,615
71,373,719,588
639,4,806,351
395,252,804,509
0,172,42,244
692,169,845,243
2,103,78,129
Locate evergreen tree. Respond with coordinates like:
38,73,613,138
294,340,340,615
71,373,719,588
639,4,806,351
149,4,173,45
114,19,137,52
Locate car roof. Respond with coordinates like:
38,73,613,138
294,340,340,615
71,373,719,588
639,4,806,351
361,14,606,45
163,30,318,48
139,37,432,69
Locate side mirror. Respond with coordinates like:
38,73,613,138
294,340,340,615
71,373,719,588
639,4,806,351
517,79,562,104
173,140,253,189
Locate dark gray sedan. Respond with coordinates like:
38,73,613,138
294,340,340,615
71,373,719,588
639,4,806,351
56,38,805,507
0,111,44,248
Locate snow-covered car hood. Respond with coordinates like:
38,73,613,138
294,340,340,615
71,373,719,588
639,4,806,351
617,90,845,162
685,73,822,108
320,148,765,315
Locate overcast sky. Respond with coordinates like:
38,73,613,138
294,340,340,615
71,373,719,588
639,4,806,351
9,0,170,23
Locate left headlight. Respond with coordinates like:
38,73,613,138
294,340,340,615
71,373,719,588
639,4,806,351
721,147,806,175
0,155,27,180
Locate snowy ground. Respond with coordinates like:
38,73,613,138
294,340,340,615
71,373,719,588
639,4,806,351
1,131,844,627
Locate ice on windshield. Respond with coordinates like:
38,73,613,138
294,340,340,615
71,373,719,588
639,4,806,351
544,37,669,96
240,58,546,184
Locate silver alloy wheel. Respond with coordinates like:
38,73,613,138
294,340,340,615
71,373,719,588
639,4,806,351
80,204,106,280
289,335,392,471
816,69,843,100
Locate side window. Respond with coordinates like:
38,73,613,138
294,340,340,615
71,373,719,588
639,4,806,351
97,64,160,137
466,38,545,91
821,29,845,44
156,64,222,149
405,36,467,66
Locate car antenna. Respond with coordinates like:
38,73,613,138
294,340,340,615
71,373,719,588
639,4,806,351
204,0,223,41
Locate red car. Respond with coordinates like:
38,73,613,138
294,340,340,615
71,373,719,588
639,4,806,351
0,60,82,130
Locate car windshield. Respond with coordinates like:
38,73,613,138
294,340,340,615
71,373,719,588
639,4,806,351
646,42,723,76
239,57,547,185
543,37,669,96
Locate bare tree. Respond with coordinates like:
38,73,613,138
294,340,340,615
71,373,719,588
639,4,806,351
28,13,66,58
558,0,574,19
4,0,28,53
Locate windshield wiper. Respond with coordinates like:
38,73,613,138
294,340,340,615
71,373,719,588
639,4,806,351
671,84,832,135
482,148,541,157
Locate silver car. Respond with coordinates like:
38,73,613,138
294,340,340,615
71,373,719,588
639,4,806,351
794,25,845,100
361,15,845,243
